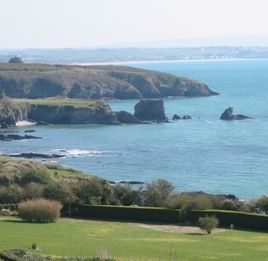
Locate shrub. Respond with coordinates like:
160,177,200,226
75,178,112,205
198,216,219,234
20,171,51,185
18,198,62,223
0,248,118,260
43,182,76,204
143,179,174,207
169,193,213,220
220,199,240,211
32,242,38,250
8,56,24,63
0,185,25,204
22,182,44,200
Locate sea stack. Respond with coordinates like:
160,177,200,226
134,99,168,122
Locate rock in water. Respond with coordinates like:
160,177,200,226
134,99,168,122
220,107,252,120
8,153,63,159
172,114,181,120
172,114,192,120
115,111,144,124
182,115,192,120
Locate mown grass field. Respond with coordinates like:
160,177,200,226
1,217,268,261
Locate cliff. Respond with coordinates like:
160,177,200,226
0,98,121,127
0,63,218,100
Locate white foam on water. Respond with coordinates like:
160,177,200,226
16,120,36,127
53,148,104,158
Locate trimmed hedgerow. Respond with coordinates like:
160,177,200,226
62,204,181,223
191,210,268,231
18,199,62,223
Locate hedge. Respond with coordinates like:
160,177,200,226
62,204,181,223
190,210,268,231
61,205,268,231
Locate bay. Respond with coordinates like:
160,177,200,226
1,59,268,198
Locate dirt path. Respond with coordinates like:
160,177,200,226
135,223,225,234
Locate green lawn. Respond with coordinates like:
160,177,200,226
1,218,268,261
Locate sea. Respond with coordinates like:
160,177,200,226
1,59,268,199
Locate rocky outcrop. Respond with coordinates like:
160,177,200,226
0,63,218,100
115,111,144,124
0,134,41,141
8,153,63,159
220,107,253,120
134,99,168,122
172,114,192,120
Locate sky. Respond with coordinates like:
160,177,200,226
1,0,268,49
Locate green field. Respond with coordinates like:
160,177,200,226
1,217,268,261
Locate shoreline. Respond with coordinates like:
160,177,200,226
71,58,268,66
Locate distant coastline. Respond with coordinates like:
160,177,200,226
72,58,268,66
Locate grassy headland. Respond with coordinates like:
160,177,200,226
0,63,217,100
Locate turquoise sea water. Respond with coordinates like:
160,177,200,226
1,59,268,198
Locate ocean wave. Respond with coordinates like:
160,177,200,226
53,149,104,158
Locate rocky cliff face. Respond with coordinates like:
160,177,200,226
28,103,120,125
0,98,28,127
0,64,218,100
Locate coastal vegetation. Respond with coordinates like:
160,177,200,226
1,157,268,217
1,158,268,259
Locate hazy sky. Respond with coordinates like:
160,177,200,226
1,0,268,49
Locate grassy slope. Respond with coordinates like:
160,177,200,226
1,218,268,261
0,156,92,181
13,98,104,108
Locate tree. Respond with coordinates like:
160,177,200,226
198,216,219,234
112,184,142,206
8,56,24,63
